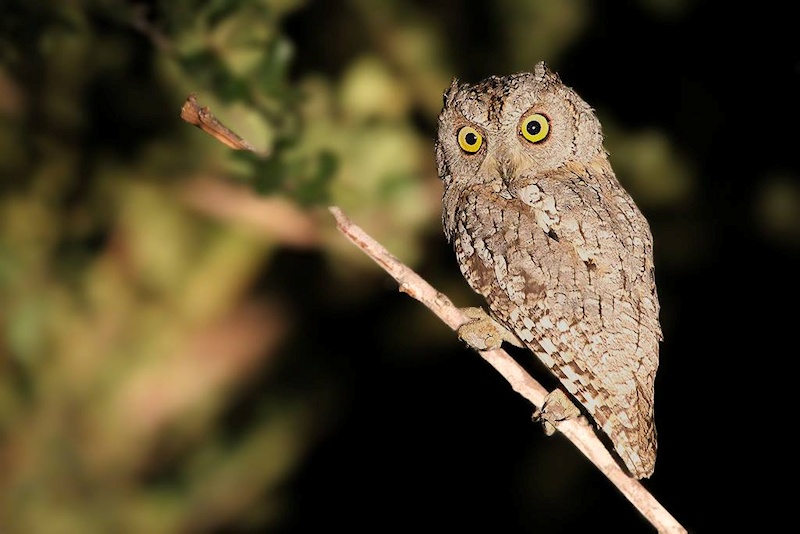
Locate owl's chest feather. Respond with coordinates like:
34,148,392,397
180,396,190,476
451,185,581,303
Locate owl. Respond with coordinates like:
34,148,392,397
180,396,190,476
435,62,662,479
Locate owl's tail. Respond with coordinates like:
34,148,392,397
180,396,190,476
593,385,657,479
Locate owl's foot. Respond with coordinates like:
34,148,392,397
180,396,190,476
457,307,523,351
532,389,583,436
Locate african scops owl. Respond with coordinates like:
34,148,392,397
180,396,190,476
435,62,662,478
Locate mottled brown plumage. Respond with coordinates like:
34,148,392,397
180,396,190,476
435,62,661,478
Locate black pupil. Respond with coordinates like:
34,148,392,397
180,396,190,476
526,119,541,136
465,132,478,145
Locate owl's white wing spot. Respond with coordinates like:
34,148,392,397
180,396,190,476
493,254,508,281
538,337,557,355
560,360,584,385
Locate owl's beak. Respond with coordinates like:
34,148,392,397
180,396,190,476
488,149,518,186
498,158,516,182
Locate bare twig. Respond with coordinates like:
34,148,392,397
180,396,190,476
328,206,686,534
181,94,266,155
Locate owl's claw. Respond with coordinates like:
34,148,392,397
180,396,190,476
457,307,523,350
532,389,583,436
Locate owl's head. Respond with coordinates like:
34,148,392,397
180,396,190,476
435,62,605,192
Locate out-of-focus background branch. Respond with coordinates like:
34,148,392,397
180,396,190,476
0,1,795,532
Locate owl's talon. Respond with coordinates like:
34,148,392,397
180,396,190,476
532,389,582,436
457,307,521,351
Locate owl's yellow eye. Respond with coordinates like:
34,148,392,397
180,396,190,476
457,126,483,153
520,113,550,143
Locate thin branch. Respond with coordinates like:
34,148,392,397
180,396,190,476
328,206,686,534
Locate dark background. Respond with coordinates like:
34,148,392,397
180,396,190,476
1,1,795,532
282,2,796,531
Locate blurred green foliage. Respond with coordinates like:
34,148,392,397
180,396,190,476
0,1,328,532
4,0,789,532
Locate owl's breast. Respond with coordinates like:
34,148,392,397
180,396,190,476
452,186,549,310
451,169,661,347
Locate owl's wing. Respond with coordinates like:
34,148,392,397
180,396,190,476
455,161,660,478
